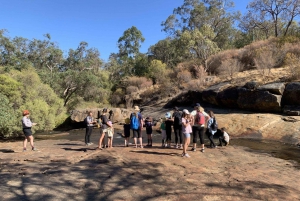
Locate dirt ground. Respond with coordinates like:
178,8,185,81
1,136,300,201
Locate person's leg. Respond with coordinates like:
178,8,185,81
88,127,93,144
183,134,187,155
166,130,171,147
150,134,152,146
199,127,205,152
178,127,183,148
98,132,105,149
23,136,28,150
147,134,150,146
125,137,128,146
138,129,143,148
162,130,166,147
218,137,223,146
85,127,89,144
28,135,34,148
174,127,179,147
192,126,197,150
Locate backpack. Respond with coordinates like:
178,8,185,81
210,117,218,131
130,113,140,130
173,112,182,126
195,112,205,125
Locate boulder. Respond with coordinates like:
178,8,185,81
282,82,300,106
283,105,300,116
70,108,132,123
217,86,239,108
257,82,285,95
244,81,260,90
202,82,231,105
237,88,282,112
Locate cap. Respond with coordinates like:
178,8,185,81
183,109,190,114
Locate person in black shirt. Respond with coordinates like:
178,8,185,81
165,112,173,148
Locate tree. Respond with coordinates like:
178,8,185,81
161,0,240,49
0,93,18,138
241,0,300,38
117,26,145,58
179,26,220,71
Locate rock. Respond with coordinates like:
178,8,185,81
282,82,300,106
70,108,132,123
244,81,260,90
283,105,300,116
237,88,282,112
202,82,231,105
217,86,239,108
257,82,285,95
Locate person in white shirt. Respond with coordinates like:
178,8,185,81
218,127,230,146
21,110,37,151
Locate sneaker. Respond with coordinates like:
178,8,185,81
181,153,185,157
175,144,179,149
179,145,183,149
23,148,27,152
184,153,191,158
191,147,196,152
89,142,93,145
32,147,37,151
201,148,205,153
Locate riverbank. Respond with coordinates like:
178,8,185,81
1,137,300,200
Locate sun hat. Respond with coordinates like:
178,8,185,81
183,109,190,114
134,106,140,111
23,110,30,116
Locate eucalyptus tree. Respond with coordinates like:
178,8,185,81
161,0,240,49
241,0,300,38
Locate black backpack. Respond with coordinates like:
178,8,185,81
173,111,182,126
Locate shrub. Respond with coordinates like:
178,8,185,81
126,86,139,94
219,59,243,80
285,53,300,80
123,76,153,90
0,93,18,138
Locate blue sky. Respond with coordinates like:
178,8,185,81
1,0,250,61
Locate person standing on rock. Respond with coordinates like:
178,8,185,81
85,111,96,146
97,108,111,150
130,106,144,148
165,112,174,148
207,110,218,148
22,110,37,151
191,104,210,153
181,109,192,157
172,107,183,149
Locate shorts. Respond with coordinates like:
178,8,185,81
183,133,191,138
100,128,108,134
23,128,32,137
133,129,141,138
161,130,166,140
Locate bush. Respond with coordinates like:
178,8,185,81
0,93,18,138
123,76,153,90
285,53,300,80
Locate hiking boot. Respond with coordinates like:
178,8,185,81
32,147,37,151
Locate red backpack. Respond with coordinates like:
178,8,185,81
195,112,205,125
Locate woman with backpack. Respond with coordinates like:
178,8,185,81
191,104,210,153
207,110,218,148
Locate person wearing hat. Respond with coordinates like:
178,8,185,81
181,109,192,157
172,106,183,149
21,110,37,151
130,106,144,148
165,112,173,148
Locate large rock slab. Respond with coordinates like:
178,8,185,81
217,86,239,108
257,82,285,95
282,82,300,106
202,82,231,105
237,88,282,112
283,105,300,116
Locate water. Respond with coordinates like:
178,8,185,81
35,128,300,165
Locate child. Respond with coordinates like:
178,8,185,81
160,118,167,147
145,117,153,147
218,127,230,146
123,118,131,147
182,109,192,157
107,120,114,148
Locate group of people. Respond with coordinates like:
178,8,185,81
159,104,230,157
21,104,230,157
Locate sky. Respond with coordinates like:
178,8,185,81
1,0,250,61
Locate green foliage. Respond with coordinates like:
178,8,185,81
0,93,18,138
